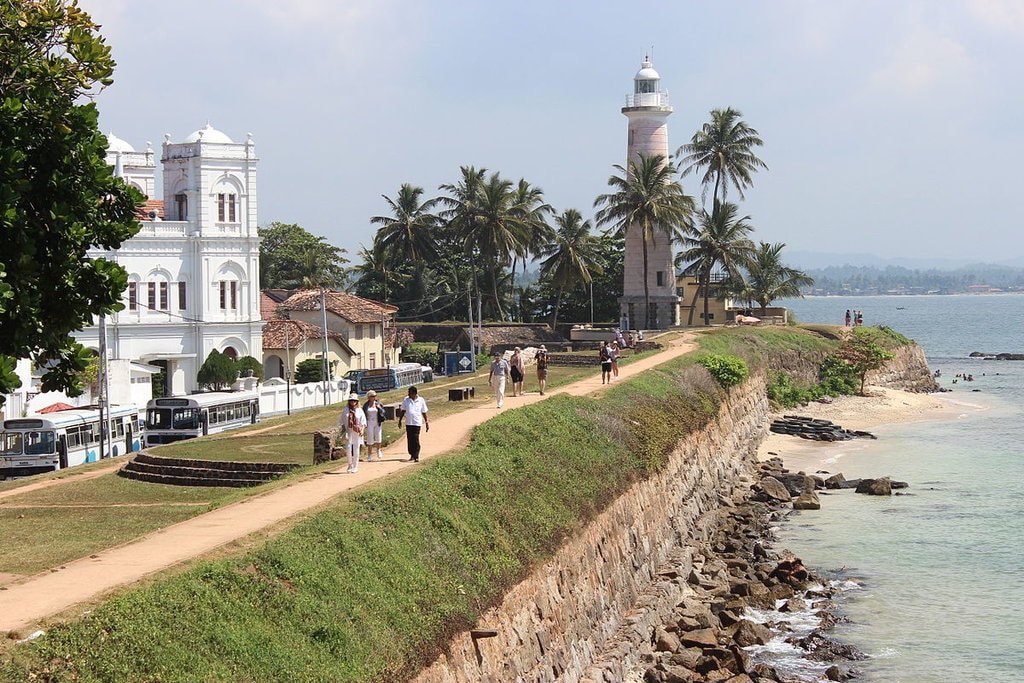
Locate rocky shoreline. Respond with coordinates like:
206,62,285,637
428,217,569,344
634,456,878,683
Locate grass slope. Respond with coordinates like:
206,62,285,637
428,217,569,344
1,327,852,682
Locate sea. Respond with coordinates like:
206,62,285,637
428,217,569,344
747,294,1024,683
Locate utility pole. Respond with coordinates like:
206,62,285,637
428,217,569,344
320,286,331,406
98,315,109,459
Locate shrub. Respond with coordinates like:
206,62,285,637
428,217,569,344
695,354,749,388
196,350,238,390
766,372,811,408
236,356,264,381
293,357,326,384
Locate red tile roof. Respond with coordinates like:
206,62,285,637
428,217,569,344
278,289,397,323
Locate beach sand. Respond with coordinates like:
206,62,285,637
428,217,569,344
757,386,967,475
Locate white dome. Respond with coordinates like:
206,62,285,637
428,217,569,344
186,124,233,144
106,132,135,153
634,58,660,82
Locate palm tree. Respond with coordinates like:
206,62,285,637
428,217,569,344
743,241,814,315
507,179,553,320
677,107,767,207
438,167,488,341
677,200,757,325
371,183,440,266
594,153,695,329
538,209,603,327
370,183,439,312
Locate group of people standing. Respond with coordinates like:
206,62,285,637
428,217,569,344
844,309,864,327
488,345,550,408
339,385,429,472
599,340,621,384
339,343,561,468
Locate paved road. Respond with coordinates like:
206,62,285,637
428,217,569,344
0,334,695,634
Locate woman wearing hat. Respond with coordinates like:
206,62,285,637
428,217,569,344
340,393,367,473
362,390,386,461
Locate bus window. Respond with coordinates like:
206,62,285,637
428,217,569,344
1,432,23,456
172,408,199,430
147,408,172,429
24,431,56,455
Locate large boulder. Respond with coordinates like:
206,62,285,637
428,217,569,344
757,476,792,502
855,477,892,496
732,619,773,647
793,490,822,510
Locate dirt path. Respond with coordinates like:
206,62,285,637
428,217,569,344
0,334,697,634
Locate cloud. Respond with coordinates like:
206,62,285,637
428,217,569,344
965,0,1024,35
864,30,974,97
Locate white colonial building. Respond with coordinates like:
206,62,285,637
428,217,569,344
72,125,264,403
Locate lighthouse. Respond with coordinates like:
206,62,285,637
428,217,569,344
619,57,678,330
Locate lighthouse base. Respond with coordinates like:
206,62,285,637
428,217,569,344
618,295,679,331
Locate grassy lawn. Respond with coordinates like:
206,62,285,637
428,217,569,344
0,345,663,578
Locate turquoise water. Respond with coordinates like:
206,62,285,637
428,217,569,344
774,295,1024,682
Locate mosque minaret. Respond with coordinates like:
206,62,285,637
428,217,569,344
619,56,679,330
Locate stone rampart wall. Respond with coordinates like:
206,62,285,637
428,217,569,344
412,375,773,683
412,342,934,682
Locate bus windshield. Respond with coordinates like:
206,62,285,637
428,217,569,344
1,432,23,456
24,431,56,455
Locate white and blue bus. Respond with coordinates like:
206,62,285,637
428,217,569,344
345,362,429,394
144,390,260,447
1,405,142,479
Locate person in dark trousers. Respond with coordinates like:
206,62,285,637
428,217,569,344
397,385,429,462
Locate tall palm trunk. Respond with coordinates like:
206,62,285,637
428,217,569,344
702,270,712,325
641,227,651,329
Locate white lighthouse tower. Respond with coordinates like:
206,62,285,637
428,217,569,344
619,57,678,330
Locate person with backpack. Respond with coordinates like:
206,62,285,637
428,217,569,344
600,341,613,384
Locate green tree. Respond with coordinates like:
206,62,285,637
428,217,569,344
0,0,144,406
834,329,894,395
196,350,238,391
258,222,348,289
594,153,695,329
677,107,768,207
293,357,325,384
236,356,264,381
742,242,814,315
677,201,756,325
538,209,603,327
438,166,488,325
371,183,439,310
470,172,534,321
506,178,553,320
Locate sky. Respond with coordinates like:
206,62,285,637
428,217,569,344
78,0,1024,269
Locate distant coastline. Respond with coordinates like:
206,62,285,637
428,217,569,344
802,290,1024,297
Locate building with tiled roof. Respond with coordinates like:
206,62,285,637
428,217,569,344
261,289,399,381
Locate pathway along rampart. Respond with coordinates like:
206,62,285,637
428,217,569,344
413,343,935,683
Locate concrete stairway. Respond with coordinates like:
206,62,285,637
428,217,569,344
118,453,300,488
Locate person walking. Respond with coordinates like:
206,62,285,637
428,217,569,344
535,344,549,395
397,386,429,463
509,347,525,397
845,309,852,327
340,393,367,473
610,342,621,380
488,351,511,408
362,390,386,461
599,341,613,384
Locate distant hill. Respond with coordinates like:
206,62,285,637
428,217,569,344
798,261,1024,296
786,250,1024,270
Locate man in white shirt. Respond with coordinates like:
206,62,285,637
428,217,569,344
397,385,429,462
488,351,511,408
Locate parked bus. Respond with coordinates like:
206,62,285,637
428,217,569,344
144,390,259,447
345,362,429,394
1,405,141,479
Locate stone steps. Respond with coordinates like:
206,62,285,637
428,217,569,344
118,452,300,488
